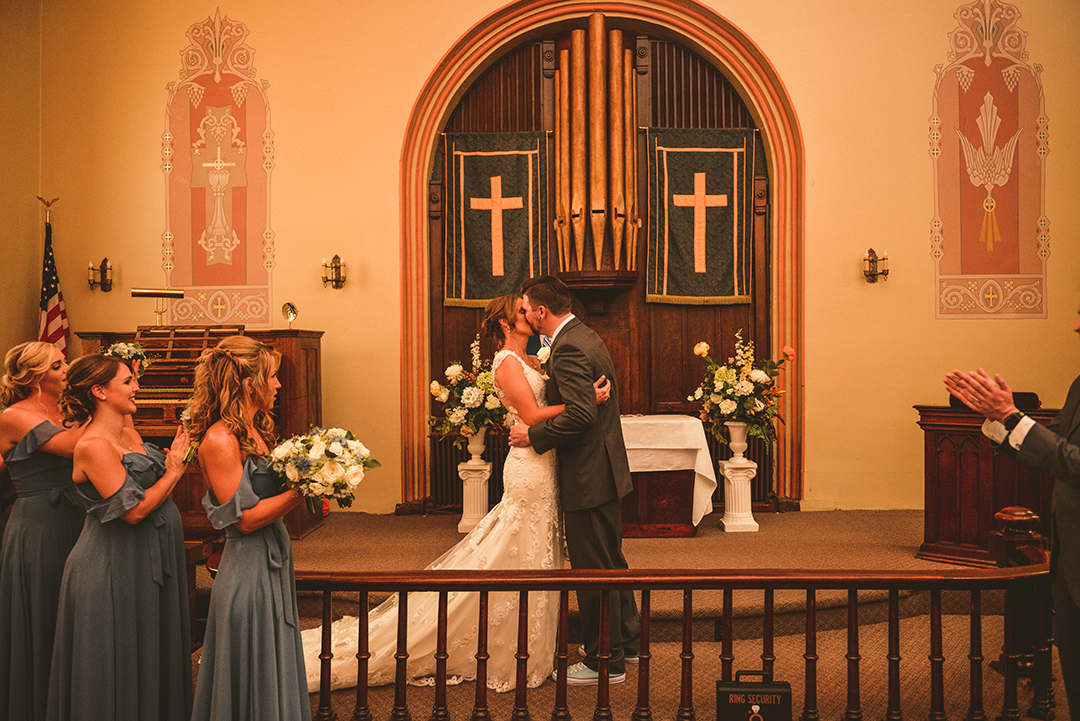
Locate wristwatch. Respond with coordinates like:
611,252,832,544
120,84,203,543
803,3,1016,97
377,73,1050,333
1002,411,1026,432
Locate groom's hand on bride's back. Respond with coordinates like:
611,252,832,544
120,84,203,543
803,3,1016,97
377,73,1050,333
508,416,533,447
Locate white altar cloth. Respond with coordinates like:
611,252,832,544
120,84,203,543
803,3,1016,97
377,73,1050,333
620,414,717,525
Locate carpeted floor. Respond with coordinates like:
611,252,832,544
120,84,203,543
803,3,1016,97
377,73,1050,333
191,510,1068,719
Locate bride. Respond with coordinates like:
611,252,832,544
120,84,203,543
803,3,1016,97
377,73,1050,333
300,293,609,693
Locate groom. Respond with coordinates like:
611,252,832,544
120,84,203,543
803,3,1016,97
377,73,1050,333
509,274,640,686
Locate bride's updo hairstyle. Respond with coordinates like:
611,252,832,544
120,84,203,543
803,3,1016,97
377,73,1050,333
186,336,279,454
58,355,122,424
1,342,57,407
480,294,521,348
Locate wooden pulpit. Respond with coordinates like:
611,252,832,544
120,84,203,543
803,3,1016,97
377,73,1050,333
79,327,324,541
915,401,1057,567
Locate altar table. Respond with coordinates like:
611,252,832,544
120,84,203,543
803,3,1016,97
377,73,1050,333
620,415,718,537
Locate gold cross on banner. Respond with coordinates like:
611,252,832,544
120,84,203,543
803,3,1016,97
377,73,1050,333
470,176,523,277
673,172,727,273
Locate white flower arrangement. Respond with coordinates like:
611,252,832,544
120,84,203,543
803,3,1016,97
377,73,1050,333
687,331,795,448
104,342,153,377
269,426,380,513
429,335,509,449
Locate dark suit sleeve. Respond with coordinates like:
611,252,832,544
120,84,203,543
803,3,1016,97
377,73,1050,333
1017,378,1080,490
529,339,597,455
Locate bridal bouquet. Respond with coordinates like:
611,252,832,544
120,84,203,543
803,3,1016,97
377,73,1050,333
104,342,153,377
270,427,381,513
687,331,794,447
429,335,508,448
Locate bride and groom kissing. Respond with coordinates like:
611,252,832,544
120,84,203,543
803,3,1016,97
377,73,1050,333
302,274,640,692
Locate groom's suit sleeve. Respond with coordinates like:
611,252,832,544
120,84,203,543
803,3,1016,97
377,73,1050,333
529,338,597,456
1017,376,1080,491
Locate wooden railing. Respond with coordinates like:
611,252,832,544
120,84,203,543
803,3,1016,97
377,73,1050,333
295,560,1053,721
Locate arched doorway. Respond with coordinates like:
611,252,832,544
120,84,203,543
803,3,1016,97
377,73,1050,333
400,0,804,508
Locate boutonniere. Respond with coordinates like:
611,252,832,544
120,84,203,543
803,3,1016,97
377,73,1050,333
536,347,551,365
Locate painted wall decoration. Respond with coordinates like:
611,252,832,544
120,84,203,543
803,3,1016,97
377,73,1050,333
930,0,1048,318
162,11,274,325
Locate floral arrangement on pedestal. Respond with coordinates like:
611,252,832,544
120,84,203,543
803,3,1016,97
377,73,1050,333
104,342,153,377
270,427,380,513
687,331,795,447
429,335,509,449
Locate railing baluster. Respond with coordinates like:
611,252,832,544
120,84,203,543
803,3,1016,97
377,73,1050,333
429,591,450,721
632,589,653,721
721,588,733,682
929,589,945,721
845,589,862,721
966,589,985,721
353,589,372,721
595,589,614,721
1030,577,1054,719
392,591,412,721
886,589,901,721
999,590,1021,721
552,590,570,721
511,590,530,721
471,590,490,721
801,589,819,721
677,589,694,721
762,588,775,678
316,588,334,721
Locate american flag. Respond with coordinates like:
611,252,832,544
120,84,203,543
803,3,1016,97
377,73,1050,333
38,221,71,357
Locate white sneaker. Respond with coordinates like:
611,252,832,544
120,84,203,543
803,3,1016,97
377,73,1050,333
551,661,626,686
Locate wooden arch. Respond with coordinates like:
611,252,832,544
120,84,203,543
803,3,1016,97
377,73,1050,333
399,0,804,503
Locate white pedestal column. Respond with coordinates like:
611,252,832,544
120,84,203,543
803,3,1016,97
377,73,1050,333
718,457,759,532
457,459,492,533
457,427,491,533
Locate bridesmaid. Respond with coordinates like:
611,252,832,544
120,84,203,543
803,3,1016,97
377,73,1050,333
46,355,192,721
189,336,310,721
0,343,85,721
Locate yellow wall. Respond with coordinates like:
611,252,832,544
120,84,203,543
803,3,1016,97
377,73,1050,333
3,0,1078,512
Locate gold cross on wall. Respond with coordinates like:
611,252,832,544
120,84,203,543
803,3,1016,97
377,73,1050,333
470,176,523,277
673,172,728,273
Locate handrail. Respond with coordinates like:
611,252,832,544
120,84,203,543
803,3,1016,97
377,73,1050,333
295,562,1050,591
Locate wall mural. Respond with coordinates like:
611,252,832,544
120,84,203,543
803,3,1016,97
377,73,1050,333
930,0,1048,318
162,10,275,325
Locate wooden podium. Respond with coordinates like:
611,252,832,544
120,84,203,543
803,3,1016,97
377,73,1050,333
79,327,324,540
914,402,1057,567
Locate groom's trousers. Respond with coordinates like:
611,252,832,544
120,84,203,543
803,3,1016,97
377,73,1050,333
563,497,641,675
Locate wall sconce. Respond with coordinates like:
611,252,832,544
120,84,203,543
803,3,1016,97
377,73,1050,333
322,255,347,289
88,258,113,292
863,248,889,283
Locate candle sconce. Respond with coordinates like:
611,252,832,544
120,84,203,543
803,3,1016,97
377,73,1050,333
321,255,347,289
863,248,889,283
87,258,113,292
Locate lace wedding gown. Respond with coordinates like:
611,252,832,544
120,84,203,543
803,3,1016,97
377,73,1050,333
301,350,562,693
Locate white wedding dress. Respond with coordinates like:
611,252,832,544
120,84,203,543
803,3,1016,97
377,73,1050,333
301,350,562,693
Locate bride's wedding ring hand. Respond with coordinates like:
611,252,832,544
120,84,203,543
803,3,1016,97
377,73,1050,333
593,375,610,405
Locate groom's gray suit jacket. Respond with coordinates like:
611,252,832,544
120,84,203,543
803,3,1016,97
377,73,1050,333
528,317,633,512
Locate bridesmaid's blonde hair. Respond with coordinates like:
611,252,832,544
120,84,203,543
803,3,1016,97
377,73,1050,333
1,342,58,407
186,336,279,455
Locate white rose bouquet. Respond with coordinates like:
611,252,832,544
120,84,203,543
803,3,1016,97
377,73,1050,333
429,335,508,449
687,331,795,447
104,342,153,378
269,426,381,513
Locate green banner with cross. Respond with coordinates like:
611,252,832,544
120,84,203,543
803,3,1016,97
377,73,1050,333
646,127,756,305
444,132,548,307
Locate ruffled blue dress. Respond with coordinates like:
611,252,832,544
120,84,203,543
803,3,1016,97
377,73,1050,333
0,422,84,721
191,455,309,721
46,444,191,721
